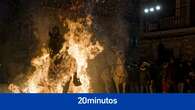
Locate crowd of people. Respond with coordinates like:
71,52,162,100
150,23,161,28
130,57,195,93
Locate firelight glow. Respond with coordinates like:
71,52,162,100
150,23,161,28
8,15,104,93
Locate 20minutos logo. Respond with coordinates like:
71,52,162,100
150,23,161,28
78,97,118,105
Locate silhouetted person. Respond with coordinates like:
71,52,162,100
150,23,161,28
139,62,150,93
183,76,192,93
149,61,161,93
49,26,64,58
175,59,188,93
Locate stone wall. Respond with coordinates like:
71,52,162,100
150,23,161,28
139,34,195,61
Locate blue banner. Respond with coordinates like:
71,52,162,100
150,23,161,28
0,94,194,110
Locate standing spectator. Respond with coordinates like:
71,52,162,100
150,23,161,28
183,76,192,93
178,59,193,93
161,63,169,93
166,58,176,92
139,62,150,93
149,61,161,93
175,58,185,93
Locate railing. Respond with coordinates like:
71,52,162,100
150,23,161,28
144,15,190,32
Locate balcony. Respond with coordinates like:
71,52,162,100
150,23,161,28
145,15,190,32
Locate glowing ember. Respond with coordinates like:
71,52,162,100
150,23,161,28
8,15,103,93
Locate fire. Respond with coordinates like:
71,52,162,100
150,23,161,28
8,15,103,93
64,16,103,93
24,50,50,93
8,49,51,93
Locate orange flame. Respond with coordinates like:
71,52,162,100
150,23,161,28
8,15,103,93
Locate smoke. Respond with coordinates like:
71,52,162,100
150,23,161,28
86,0,130,92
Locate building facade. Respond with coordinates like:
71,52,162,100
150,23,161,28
139,0,195,61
